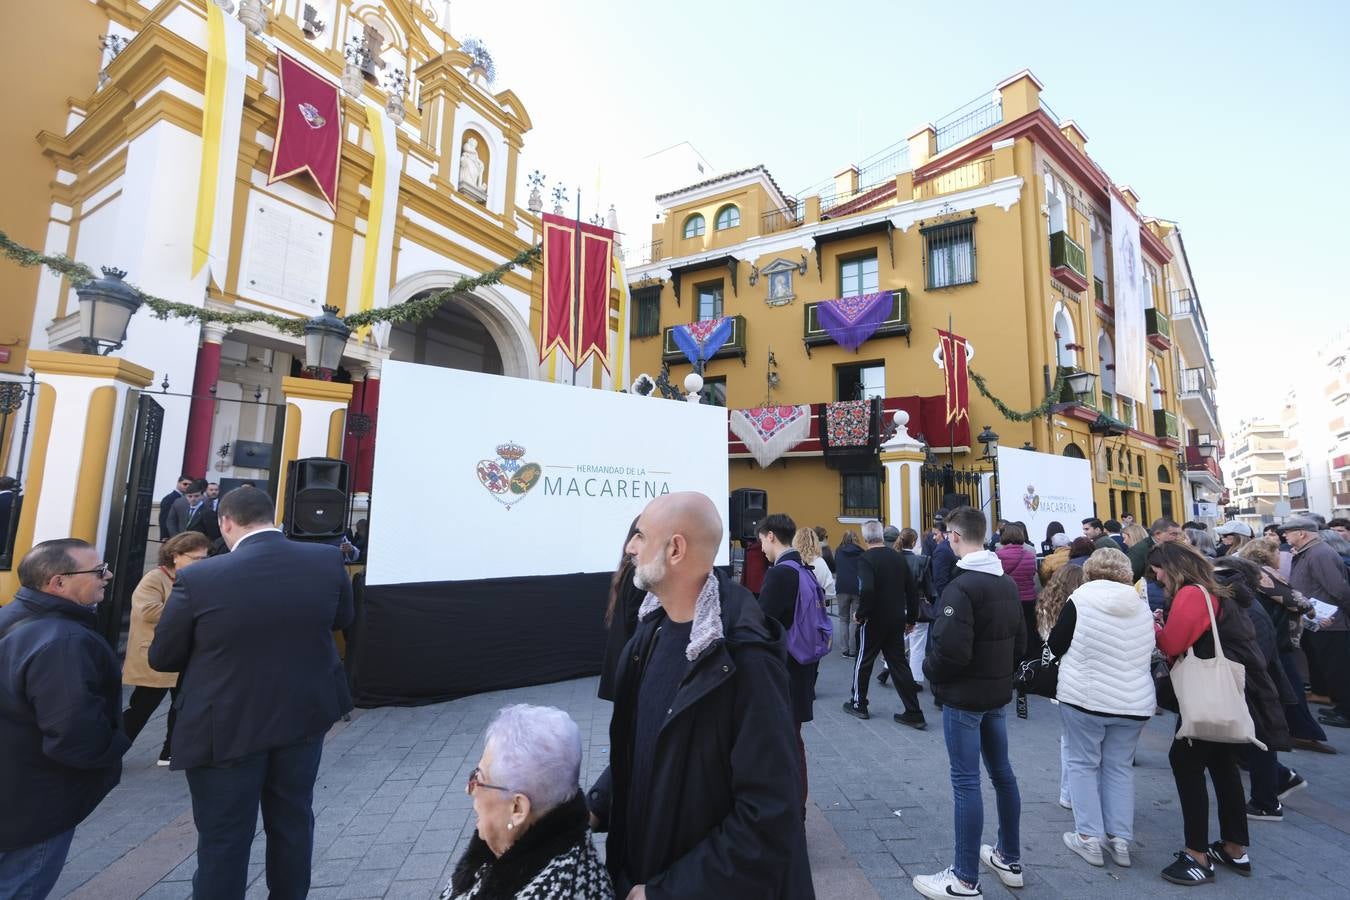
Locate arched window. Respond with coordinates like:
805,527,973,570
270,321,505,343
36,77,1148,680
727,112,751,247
1157,464,1172,483
714,205,740,230
1097,331,1116,416
1046,173,1067,235
1149,361,1163,411
683,214,706,239
1063,442,1086,459
1054,303,1077,366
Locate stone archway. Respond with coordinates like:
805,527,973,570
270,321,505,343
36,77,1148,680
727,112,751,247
382,270,535,380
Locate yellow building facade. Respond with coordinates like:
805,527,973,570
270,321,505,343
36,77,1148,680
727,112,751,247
626,71,1190,538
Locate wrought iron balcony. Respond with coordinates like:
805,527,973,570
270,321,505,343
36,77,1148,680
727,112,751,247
1145,308,1171,350
1049,231,1088,292
803,290,909,352
661,314,747,366
1153,408,1180,442
1180,367,1219,429
760,204,803,235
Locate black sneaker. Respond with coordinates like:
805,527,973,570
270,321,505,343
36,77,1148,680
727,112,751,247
1277,771,1307,800
894,712,927,730
1318,710,1350,728
877,669,890,685
1161,850,1215,885
1206,841,1252,876
842,700,870,720
1246,800,1283,821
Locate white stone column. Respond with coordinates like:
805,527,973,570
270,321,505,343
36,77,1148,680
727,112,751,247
880,410,926,531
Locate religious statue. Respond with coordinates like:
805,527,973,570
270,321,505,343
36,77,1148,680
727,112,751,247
459,137,487,195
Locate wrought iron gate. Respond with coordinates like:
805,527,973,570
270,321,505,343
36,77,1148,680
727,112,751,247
100,393,163,648
0,373,37,570
920,461,988,526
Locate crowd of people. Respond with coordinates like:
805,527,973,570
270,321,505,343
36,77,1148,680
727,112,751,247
2,483,1347,899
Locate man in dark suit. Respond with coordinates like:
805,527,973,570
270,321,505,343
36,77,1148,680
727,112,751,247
157,475,192,539
149,486,353,900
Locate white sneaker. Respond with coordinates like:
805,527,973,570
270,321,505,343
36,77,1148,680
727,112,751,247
1058,796,1072,810
980,844,1024,888
1063,831,1104,866
156,757,171,767
1105,837,1131,867
913,867,981,899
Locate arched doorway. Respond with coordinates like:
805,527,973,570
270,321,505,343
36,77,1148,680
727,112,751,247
383,271,535,379
1063,442,1086,459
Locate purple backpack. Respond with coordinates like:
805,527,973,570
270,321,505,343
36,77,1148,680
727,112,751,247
781,559,832,664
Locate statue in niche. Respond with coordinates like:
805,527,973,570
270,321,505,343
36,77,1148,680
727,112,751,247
459,136,487,198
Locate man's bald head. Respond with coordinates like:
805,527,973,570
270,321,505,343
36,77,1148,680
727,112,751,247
626,492,724,596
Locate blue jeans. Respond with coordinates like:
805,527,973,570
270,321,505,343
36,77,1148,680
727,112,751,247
185,734,324,900
0,828,75,900
943,704,1021,886
1059,704,1146,841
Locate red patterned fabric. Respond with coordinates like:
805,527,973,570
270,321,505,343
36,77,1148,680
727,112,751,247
824,400,872,447
268,52,341,211
729,405,811,468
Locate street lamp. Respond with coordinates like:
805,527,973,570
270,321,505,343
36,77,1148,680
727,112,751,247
75,266,143,355
1064,369,1098,404
303,304,350,379
977,424,1000,459
1197,440,1218,460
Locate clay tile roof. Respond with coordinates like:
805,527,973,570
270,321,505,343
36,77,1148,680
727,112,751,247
656,164,789,204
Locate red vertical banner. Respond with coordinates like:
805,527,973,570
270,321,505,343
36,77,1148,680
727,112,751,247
268,51,342,211
938,330,971,427
577,222,615,370
541,213,577,363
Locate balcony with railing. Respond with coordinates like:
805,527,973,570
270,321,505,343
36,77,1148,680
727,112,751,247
1184,445,1223,486
1049,231,1088,292
1180,367,1219,431
661,315,748,366
1153,408,1180,443
803,291,910,352
935,93,1004,152
760,203,803,236
1145,308,1172,350
912,157,994,201
625,240,664,266
1169,288,1212,368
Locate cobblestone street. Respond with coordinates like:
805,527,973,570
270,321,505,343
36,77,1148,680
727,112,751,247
54,638,1350,899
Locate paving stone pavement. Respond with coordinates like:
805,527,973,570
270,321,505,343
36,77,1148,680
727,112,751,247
53,629,1350,899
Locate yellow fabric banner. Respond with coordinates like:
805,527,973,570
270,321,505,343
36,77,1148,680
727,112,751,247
191,3,232,280
355,103,402,341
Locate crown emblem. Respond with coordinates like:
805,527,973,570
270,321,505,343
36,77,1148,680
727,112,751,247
496,441,525,460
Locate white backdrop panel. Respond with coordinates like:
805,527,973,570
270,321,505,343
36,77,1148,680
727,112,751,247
366,362,730,585
998,447,1096,541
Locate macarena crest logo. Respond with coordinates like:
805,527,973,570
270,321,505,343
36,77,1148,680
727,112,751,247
476,441,542,510
1023,484,1040,513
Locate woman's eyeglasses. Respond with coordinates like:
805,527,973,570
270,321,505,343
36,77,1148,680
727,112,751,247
466,766,511,795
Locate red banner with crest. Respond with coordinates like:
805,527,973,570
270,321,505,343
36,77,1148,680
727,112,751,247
938,329,971,428
268,51,341,211
540,214,614,369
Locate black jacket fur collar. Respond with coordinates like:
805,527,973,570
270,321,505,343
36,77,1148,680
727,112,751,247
450,791,589,898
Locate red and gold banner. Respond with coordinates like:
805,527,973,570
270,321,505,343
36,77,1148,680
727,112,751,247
577,222,615,370
541,213,576,364
268,51,341,211
540,214,615,369
938,329,970,427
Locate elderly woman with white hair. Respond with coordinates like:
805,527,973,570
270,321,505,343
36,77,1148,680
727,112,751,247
1046,547,1156,870
441,704,612,899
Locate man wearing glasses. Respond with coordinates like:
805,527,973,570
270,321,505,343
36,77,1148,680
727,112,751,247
914,507,1027,900
0,540,129,899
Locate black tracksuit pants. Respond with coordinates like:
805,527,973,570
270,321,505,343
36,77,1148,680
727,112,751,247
849,620,922,715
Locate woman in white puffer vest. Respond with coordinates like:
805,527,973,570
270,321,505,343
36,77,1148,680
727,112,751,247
1047,547,1156,870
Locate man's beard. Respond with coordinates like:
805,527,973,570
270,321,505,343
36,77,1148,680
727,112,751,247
632,555,666,591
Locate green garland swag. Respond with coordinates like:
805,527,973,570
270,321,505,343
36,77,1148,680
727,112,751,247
968,365,1070,423
0,229,540,337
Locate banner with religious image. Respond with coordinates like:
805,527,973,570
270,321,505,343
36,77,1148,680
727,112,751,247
671,317,733,367
816,291,893,352
268,52,342,212
729,405,812,468
1110,194,1147,402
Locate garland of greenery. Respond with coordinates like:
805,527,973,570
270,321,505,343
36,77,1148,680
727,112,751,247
0,230,540,337
969,365,1069,423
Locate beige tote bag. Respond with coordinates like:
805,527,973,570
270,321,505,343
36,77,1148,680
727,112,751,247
1171,586,1266,750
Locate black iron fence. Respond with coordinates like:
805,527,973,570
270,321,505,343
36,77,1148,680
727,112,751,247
0,373,37,570
920,461,987,526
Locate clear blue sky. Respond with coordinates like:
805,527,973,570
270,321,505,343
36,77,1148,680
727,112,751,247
451,0,1350,435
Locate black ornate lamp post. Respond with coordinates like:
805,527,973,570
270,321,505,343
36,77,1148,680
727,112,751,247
977,424,1001,524
75,267,143,355
303,304,350,379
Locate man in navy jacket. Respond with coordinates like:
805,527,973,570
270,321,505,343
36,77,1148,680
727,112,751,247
150,486,353,900
0,539,129,898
